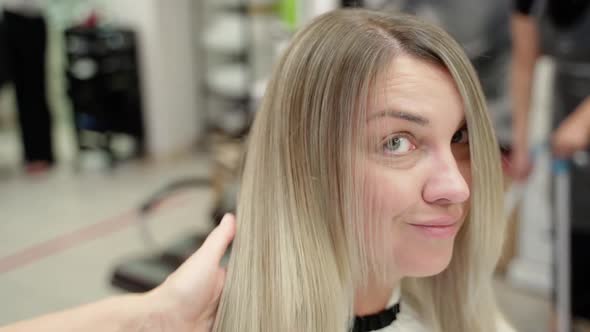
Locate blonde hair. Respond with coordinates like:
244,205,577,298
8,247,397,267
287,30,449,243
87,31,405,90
213,9,505,332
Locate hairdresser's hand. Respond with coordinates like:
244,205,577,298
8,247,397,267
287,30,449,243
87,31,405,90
552,102,590,159
552,120,589,159
509,147,533,182
145,213,236,332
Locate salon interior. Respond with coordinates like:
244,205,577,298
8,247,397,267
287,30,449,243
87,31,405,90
0,0,582,331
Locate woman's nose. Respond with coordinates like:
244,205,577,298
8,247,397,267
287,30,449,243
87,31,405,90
422,150,470,205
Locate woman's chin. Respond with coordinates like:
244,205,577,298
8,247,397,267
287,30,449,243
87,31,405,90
400,247,455,278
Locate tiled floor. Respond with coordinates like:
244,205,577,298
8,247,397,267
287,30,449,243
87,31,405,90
0,126,217,323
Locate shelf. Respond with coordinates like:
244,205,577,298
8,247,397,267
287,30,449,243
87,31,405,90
202,13,249,55
206,63,250,99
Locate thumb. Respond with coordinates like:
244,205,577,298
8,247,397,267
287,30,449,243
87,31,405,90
181,214,236,273
199,214,236,264
168,214,235,289
213,267,227,302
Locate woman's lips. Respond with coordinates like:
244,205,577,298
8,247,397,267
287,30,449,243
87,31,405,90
407,218,461,238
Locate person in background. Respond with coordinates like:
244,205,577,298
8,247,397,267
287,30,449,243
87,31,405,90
552,96,590,159
511,0,590,330
2,0,54,173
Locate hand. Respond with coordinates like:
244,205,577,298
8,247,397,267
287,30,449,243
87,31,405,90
145,213,236,332
552,110,590,159
508,148,533,182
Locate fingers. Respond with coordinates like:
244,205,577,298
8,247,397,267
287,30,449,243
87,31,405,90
199,214,236,264
508,151,532,182
552,134,578,159
551,132,566,158
551,115,590,158
166,214,235,290
214,267,227,301
552,145,572,159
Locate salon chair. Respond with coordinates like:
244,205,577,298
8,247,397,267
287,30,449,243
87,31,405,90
110,174,236,292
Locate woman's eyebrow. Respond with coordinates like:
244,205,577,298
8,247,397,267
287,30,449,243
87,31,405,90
368,109,430,126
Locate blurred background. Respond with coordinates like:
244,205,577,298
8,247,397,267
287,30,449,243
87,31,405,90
1,0,587,331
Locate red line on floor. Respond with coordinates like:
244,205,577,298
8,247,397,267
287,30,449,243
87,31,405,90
0,195,191,274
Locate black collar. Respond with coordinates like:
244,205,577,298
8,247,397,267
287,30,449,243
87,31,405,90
352,302,401,332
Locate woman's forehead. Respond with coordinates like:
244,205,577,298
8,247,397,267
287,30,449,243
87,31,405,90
368,56,465,124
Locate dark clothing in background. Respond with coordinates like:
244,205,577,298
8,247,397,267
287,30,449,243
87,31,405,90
571,228,590,318
516,0,590,64
514,0,590,231
553,70,590,319
0,17,8,88
2,9,54,163
514,0,590,320
515,0,590,28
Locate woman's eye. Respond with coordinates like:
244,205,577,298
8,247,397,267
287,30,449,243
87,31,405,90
451,128,469,144
383,135,416,155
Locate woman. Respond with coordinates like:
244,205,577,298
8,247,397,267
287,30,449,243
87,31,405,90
213,9,513,332
0,9,512,332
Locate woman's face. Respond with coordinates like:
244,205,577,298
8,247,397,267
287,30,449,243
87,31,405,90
361,55,471,278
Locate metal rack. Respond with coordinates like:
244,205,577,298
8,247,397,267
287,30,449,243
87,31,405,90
199,0,254,139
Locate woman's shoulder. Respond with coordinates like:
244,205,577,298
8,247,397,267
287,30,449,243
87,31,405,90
390,311,516,332
381,295,517,332
383,300,430,332
388,306,517,332
496,314,517,332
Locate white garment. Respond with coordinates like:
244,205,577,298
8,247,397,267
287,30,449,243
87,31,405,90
374,288,517,332
373,287,429,332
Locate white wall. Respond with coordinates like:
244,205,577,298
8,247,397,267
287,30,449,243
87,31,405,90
105,0,201,159
301,0,339,24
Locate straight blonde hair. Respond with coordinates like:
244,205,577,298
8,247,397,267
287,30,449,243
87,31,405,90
213,9,505,332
